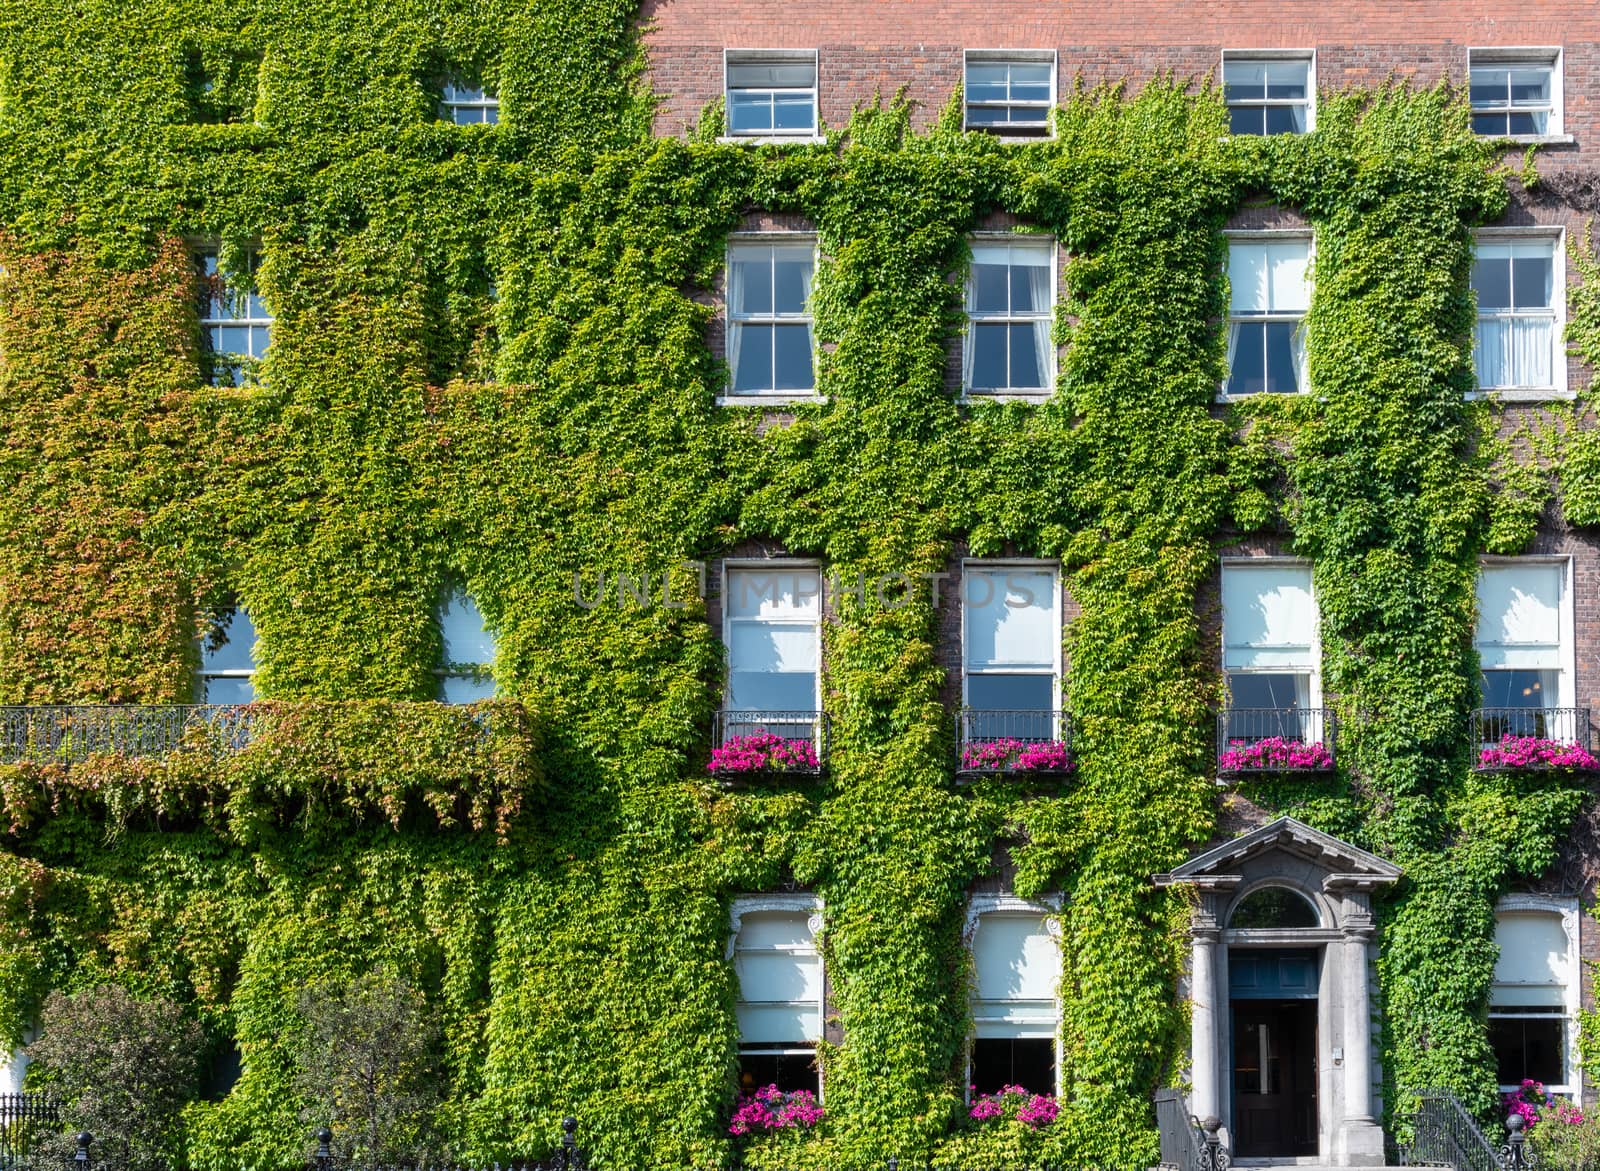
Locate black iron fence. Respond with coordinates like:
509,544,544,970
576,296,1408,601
1215,708,1335,776
1395,1088,1523,1171
0,1093,59,1168
1153,1089,1228,1171
956,709,1073,775
1474,706,1594,754
710,710,826,776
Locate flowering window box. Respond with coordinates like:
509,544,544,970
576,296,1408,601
729,1084,824,1136
1477,734,1600,773
968,1084,1060,1128
708,715,825,782
958,737,1075,776
1217,736,1334,776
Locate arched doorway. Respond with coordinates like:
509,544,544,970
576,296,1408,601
1156,817,1402,1166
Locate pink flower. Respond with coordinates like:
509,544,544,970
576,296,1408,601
729,1085,823,1136
961,739,1074,773
709,732,820,775
1479,735,1600,771
968,1085,1059,1129
1218,737,1332,772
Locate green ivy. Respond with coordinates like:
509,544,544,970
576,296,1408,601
0,3,1593,1165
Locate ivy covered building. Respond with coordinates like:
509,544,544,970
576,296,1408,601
3,0,1600,1167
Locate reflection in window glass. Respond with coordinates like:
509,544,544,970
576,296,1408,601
199,605,257,703
1224,58,1311,135
728,244,815,395
437,590,495,703
966,242,1053,394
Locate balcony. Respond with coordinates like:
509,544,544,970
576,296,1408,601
1216,708,1336,778
1473,707,1600,772
709,710,826,782
956,709,1074,778
0,704,257,764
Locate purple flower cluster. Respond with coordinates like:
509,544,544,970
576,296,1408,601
708,731,820,775
1478,735,1600,772
967,1085,1059,1128
1504,1078,1584,1130
960,739,1074,773
1217,737,1332,772
728,1084,824,1136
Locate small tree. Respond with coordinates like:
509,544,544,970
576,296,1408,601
296,972,446,1164
27,985,203,1171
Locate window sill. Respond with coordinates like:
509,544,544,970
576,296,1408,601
964,129,1055,144
1466,388,1574,403
716,394,827,407
1215,391,1314,405
961,392,1051,404
1477,133,1575,146
717,134,825,146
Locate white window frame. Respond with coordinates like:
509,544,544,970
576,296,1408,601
959,560,1062,729
728,893,825,1100
196,247,270,386
1219,230,1313,402
1476,555,1576,711
963,234,1057,401
963,50,1057,139
196,604,256,704
722,49,821,144
1491,894,1581,1097
1468,48,1565,142
1221,50,1316,136
1220,558,1323,708
963,893,1063,1101
720,235,820,405
440,81,499,125
721,560,823,714
1471,228,1568,400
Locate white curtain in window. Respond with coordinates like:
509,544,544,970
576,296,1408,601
735,911,822,1043
1222,565,1316,670
726,569,821,620
1224,323,1240,387
972,914,1058,1039
1229,241,1310,313
1493,913,1569,1007
726,255,748,384
965,569,1056,669
1027,257,1051,381
1476,316,1553,390
1477,564,1562,669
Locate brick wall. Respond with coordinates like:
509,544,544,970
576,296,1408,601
641,2,1600,161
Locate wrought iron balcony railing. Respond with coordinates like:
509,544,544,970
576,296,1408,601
0,704,257,765
956,708,1074,775
710,710,827,778
1473,706,1598,770
1216,708,1336,777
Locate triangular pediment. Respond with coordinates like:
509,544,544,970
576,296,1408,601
1154,816,1402,886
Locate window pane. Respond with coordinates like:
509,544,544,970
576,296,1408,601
738,1050,818,1096
1264,321,1300,392
215,325,252,355
773,253,812,313
733,253,773,315
727,61,815,88
733,323,774,392
1512,254,1553,310
1230,105,1267,135
1226,672,1310,710
966,63,1009,104
1009,324,1046,388
728,669,818,711
440,591,495,665
1472,111,1509,135
1222,565,1316,669
1507,110,1547,135
730,624,817,674
203,675,255,704
1230,321,1267,394
726,569,821,620
1472,255,1513,310
1265,61,1308,100
1494,913,1570,990
1229,244,1271,314
1510,70,1551,106
1489,1017,1563,1086
728,91,773,133
1476,564,1562,668
1005,105,1049,127
771,325,813,389
1009,261,1042,313
966,105,1007,127
965,569,1055,668
439,674,495,704
1264,104,1306,135
974,914,1057,1002
202,608,257,674
970,323,1009,388
1223,61,1267,100
966,674,1054,714
1480,669,1558,711
1471,69,1510,107
248,324,270,357
773,92,814,130
971,1038,1055,1097
971,262,1010,313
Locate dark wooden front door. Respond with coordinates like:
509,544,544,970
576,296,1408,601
1232,998,1317,1157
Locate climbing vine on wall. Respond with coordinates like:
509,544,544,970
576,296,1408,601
0,1,1594,1166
